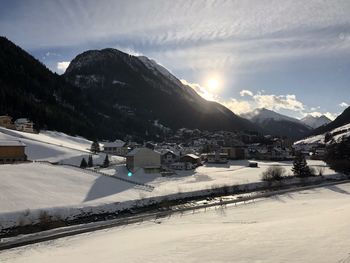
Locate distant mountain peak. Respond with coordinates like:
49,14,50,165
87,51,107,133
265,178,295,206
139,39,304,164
300,114,331,129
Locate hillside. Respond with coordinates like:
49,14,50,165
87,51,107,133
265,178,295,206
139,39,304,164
312,106,350,135
64,48,257,135
241,108,311,139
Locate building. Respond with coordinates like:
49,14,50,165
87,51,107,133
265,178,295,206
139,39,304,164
103,140,128,156
170,162,194,170
161,150,179,165
0,140,27,164
14,118,34,133
0,115,15,129
221,147,245,159
180,154,201,166
126,147,161,172
207,152,228,164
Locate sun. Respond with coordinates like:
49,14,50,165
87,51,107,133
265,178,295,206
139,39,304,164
207,78,219,91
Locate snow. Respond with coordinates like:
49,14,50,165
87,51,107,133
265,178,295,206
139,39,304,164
294,122,350,146
2,182,350,262
0,127,124,165
0,160,334,230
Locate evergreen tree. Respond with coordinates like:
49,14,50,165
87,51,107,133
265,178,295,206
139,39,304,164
90,140,100,154
103,154,110,167
80,158,87,168
88,155,93,167
292,152,310,177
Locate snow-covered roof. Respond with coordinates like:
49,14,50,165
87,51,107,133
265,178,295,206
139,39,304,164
14,118,31,124
127,147,161,156
103,140,126,148
183,153,200,159
0,140,26,147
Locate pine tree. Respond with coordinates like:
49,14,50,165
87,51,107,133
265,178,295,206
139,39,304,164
80,158,87,168
103,154,110,167
292,152,310,177
90,140,100,154
88,155,93,167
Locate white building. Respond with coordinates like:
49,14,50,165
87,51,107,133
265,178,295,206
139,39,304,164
126,147,161,172
14,118,34,133
103,140,128,156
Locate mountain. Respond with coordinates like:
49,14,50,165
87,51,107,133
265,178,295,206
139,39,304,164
0,37,258,141
63,48,257,136
0,36,98,139
312,106,350,136
300,114,331,129
241,108,311,139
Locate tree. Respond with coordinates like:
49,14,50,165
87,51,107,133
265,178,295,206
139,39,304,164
292,152,311,177
103,154,110,167
90,140,100,154
80,158,87,168
88,155,93,167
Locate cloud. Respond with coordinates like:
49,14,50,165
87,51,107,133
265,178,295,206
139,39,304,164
240,89,253,97
180,79,218,101
222,99,253,115
253,93,304,112
56,61,70,73
339,102,349,108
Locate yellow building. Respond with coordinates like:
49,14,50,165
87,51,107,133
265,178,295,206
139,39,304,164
0,141,27,164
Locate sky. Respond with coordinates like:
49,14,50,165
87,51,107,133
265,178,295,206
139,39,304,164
1,0,349,120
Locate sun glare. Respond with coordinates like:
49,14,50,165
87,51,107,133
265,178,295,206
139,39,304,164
207,78,219,91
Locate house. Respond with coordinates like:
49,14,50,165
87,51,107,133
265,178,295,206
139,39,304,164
0,115,15,129
221,146,245,159
180,154,201,165
170,162,194,170
161,150,179,165
126,147,161,172
103,140,128,156
14,118,34,133
207,152,228,164
0,140,27,164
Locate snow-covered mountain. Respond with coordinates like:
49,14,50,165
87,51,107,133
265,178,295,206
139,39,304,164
242,108,302,124
241,108,311,139
300,115,331,129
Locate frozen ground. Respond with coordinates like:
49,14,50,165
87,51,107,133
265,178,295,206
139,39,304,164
2,182,350,262
0,127,124,165
0,159,337,229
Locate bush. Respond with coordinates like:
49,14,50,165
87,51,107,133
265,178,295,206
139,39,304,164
261,166,286,181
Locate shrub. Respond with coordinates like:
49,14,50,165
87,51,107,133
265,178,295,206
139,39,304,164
261,166,286,181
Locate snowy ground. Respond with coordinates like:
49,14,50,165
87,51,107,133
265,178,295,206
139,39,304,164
2,182,350,262
0,159,337,230
0,127,124,166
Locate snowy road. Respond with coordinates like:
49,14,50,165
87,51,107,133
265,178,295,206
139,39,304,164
2,182,350,262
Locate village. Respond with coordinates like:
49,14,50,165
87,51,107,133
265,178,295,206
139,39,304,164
0,114,326,172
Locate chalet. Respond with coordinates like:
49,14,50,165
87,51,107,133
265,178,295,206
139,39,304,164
103,140,128,156
207,152,228,164
14,118,34,133
0,140,27,164
126,147,161,172
180,154,201,166
0,115,15,129
161,150,179,165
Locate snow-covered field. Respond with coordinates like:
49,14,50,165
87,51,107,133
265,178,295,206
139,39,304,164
2,182,350,263
0,127,124,165
0,159,337,230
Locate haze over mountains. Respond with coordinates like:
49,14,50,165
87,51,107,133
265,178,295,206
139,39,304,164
241,108,311,139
